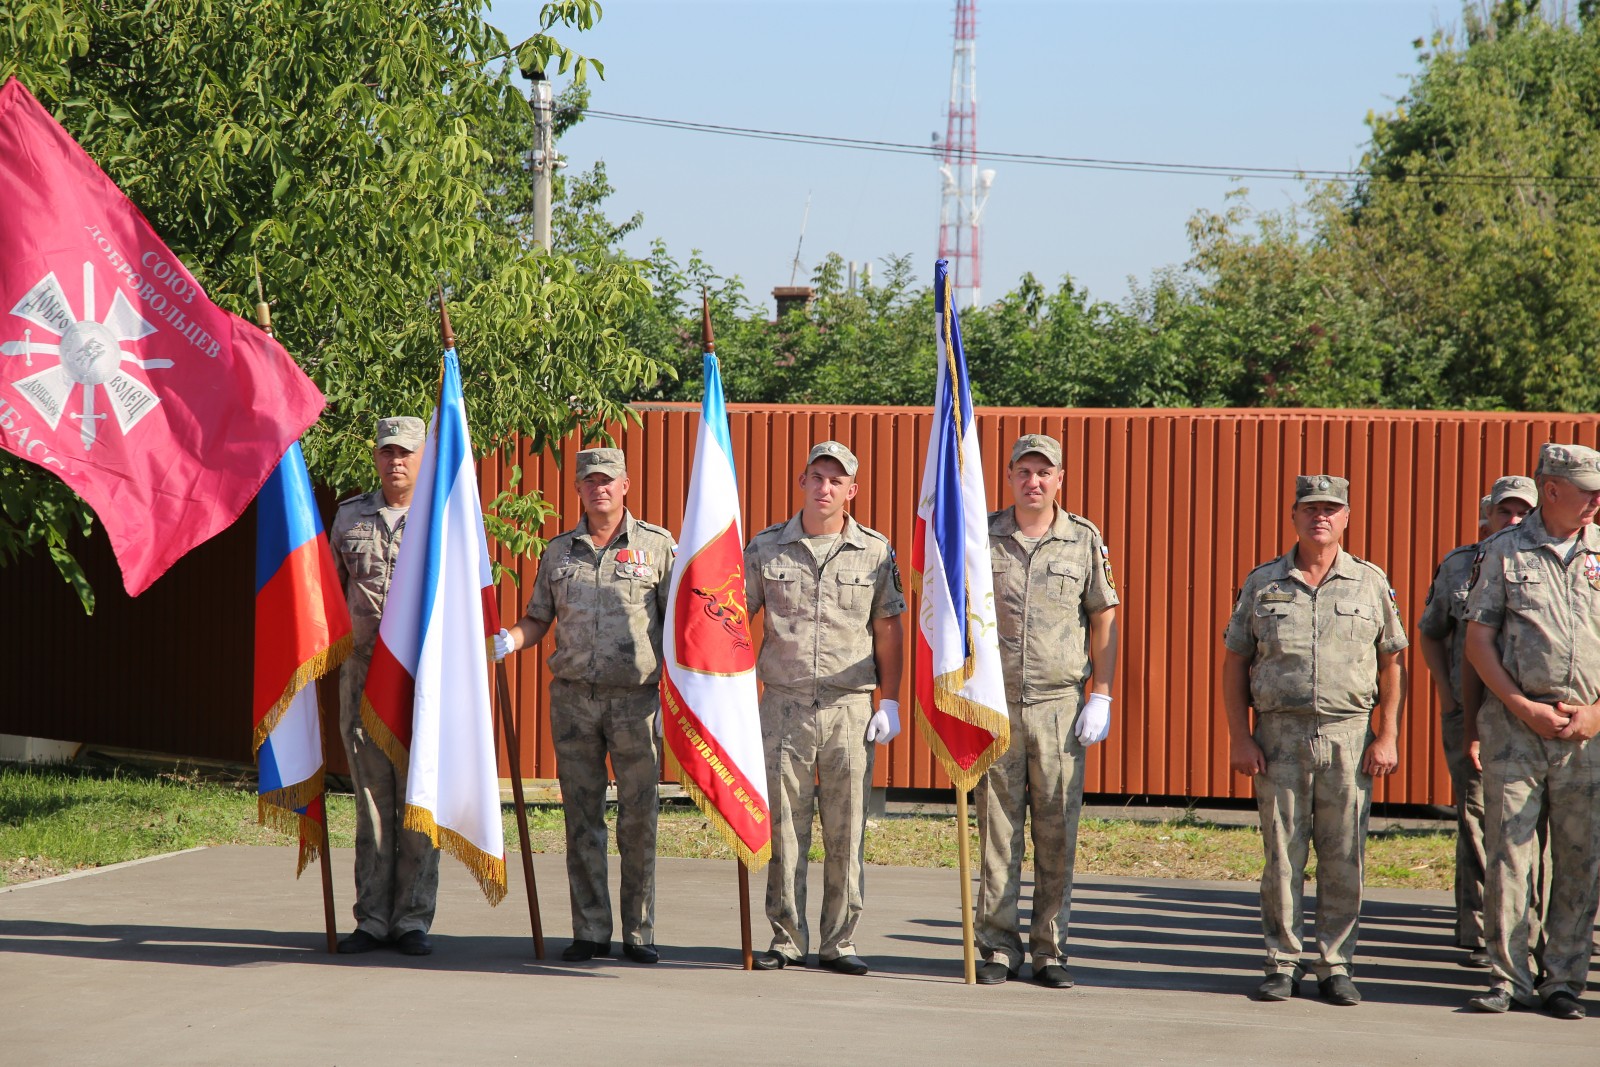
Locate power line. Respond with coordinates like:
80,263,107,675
584,108,1600,188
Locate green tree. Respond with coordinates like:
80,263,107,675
1325,4,1600,412
1,0,664,609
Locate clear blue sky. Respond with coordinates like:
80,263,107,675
488,0,1454,309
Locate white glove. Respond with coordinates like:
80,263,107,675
866,699,901,744
493,627,515,662
1076,693,1112,746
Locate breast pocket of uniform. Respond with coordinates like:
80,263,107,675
1253,601,1292,647
613,561,656,602
761,562,801,616
552,565,589,609
1047,560,1084,600
1505,570,1543,612
835,569,874,613
1334,600,1380,643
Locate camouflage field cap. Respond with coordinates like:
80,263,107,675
575,447,628,481
1488,474,1538,509
374,415,425,451
806,440,859,476
1010,433,1063,467
1535,443,1600,491
1294,474,1349,507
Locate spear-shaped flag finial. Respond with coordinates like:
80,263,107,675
438,280,456,351
701,289,715,354
253,255,273,336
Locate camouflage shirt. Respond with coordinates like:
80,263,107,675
744,513,905,703
329,490,405,659
1223,547,1409,719
525,509,677,688
988,506,1120,704
1463,509,1600,708
1417,543,1477,706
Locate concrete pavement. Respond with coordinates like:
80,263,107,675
1,847,1593,1065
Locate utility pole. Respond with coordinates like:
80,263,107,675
936,0,994,308
525,65,557,250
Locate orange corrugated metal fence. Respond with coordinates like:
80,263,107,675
482,404,1600,806
4,405,1596,806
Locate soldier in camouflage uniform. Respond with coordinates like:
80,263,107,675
329,415,441,957
496,448,676,965
1222,474,1408,1006
744,441,905,976
1417,475,1536,967
974,434,1119,989
1464,443,1600,1020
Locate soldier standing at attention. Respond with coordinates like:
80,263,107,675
495,447,676,965
1416,476,1536,968
974,434,1119,989
330,416,441,957
1464,444,1600,1020
1222,474,1407,1006
745,441,906,976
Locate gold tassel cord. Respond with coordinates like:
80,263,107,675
251,634,353,755
663,746,773,872
404,804,508,906
294,812,323,877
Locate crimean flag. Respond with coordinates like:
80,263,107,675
660,352,770,869
361,346,505,904
910,259,1010,791
0,77,324,596
253,441,351,875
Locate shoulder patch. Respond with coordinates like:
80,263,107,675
1469,550,1485,590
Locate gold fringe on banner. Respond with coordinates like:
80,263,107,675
403,804,507,906
913,666,1012,793
663,746,772,872
257,769,328,878
359,694,410,776
251,634,353,755
294,811,323,877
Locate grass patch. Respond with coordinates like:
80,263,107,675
0,762,1455,893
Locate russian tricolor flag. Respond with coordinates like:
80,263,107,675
910,259,1010,790
253,441,352,875
361,347,506,905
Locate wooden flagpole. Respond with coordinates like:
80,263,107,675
496,662,545,959
956,786,976,984
702,290,755,971
438,282,544,956
252,264,339,955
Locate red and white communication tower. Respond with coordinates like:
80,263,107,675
936,0,994,308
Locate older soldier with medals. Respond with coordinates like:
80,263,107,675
329,415,441,956
495,447,676,965
1465,443,1600,1020
1222,474,1407,1006
975,433,1119,989
744,441,906,976
1417,475,1536,968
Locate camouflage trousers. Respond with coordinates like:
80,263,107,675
1440,708,1487,949
1478,699,1600,1002
549,680,661,947
339,652,440,939
975,691,1086,972
760,690,874,963
1252,713,1372,980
